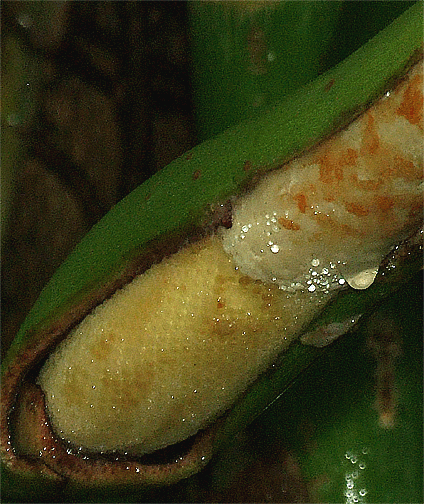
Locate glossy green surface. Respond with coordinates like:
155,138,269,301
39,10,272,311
189,1,343,141
189,2,414,141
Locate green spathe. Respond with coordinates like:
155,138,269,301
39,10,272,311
9,2,422,356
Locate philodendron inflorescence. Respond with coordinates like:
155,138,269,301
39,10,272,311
1,3,422,501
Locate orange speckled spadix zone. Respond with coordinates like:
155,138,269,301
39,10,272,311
223,62,423,291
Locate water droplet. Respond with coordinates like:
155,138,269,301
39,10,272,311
267,51,276,62
311,258,320,267
308,284,316,292
270,244,280,253
17,13,33,28
346,268,378,290
359,489,367,496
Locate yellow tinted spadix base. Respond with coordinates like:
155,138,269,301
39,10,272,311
38,237,326,455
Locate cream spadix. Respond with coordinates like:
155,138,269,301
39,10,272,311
38,61,423,456
38,237,325,455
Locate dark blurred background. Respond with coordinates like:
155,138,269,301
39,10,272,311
2,2,197,358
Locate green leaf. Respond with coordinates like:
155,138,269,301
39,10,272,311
233,272,423,503
188,1,343,140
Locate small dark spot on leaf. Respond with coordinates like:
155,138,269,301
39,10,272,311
186,153,193,161
243,160,252,172
192,169,201,180
325,78,335,92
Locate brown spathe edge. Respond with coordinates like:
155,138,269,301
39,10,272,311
1,213,233,490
